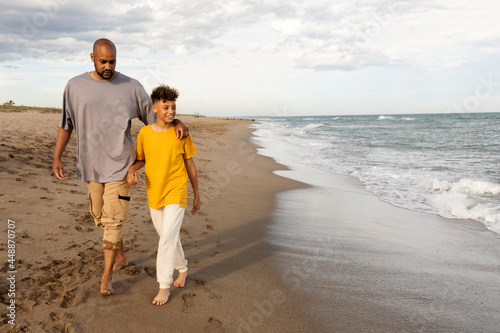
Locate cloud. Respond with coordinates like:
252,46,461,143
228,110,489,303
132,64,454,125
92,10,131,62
1,0,500,74
268,0,500,70
0,0,275,61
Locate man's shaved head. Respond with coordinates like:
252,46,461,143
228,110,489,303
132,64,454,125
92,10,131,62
93,38,116,54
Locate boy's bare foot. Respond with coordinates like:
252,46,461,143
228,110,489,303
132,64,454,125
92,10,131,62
152,288,170,305
100,275,114,296
112,258,129,272
173,271,187,288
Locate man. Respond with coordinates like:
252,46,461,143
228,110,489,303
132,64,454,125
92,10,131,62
52,38,187,296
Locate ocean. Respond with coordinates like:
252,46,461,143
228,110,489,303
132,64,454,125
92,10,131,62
250,113,500,235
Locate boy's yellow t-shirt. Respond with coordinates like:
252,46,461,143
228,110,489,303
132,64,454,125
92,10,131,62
136,125,197,209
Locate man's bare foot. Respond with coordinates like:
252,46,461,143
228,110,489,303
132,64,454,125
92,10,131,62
173,271,187,288
112,258,129,272
100,275,114,296
152,288,170,305
113,242,128,272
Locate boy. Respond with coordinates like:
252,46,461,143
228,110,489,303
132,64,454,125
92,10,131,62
127,84,200,305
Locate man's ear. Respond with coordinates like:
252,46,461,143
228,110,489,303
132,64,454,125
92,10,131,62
152,103,157,113
90,52,94,62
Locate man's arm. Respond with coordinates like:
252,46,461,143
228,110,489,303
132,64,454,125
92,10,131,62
172,119,189,140
52,127,72,180
184,157,200,215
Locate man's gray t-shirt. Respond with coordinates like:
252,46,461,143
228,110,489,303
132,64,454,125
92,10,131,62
59,72,156,183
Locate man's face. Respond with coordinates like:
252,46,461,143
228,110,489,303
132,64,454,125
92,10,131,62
91,46,116,80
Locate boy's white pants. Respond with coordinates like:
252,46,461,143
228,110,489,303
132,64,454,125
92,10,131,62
149,204,188,289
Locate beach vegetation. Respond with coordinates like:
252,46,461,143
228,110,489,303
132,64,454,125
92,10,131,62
0,104,61,113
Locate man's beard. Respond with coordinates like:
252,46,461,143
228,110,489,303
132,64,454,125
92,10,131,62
97,69,114,80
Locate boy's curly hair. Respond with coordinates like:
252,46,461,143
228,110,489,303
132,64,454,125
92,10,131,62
151,84,179,103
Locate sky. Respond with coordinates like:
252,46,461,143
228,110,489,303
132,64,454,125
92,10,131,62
1,0,500,117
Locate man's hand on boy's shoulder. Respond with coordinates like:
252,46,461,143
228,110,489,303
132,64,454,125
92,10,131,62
173,119,189,140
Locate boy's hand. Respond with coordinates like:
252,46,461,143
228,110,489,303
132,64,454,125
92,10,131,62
190,196,200,215
127,169,139,185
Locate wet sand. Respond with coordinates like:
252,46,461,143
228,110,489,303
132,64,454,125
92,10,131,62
259,141,500,333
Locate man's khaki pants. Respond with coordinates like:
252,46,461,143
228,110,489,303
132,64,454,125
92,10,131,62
87,179,131,251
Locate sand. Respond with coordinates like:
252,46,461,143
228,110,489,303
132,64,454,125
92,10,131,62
0,112,314,332
3,111,500,333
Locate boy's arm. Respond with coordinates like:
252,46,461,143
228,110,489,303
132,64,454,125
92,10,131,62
172,119,189,140
127,159,145,185
184,158,200,215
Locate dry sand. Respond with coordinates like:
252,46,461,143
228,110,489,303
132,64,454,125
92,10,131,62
0,112,315,332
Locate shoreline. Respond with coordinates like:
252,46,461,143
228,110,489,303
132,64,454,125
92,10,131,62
0,111,316,332
255,129,500,332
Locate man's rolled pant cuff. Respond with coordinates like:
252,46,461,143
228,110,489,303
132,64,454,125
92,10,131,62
103,240,121,251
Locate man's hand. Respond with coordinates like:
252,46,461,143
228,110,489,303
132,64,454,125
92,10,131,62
52,160,67,180
191,196,200,215
173,119,189,140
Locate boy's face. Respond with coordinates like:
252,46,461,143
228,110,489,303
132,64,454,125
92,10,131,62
153,100,176,124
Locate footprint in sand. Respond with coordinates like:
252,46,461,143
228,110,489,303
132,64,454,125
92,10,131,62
54,320,77,333
124,264,141,276
19,231,30,239
48,280,64,292
17,299,37,312
60,288,87,308
193,278,222,300
50,311,63,322
75,213,92,224
205,317,225,332
60,289,77,308
181,293,196,312
144,265,156,278
75,226,93,232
